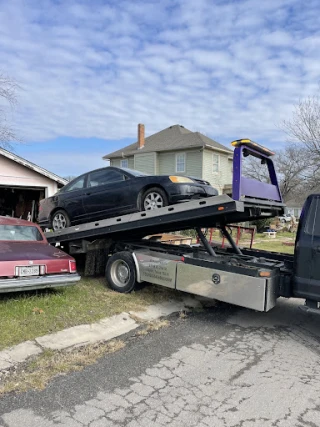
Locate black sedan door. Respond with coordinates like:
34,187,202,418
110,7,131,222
83,168,135,220
58,175,87,222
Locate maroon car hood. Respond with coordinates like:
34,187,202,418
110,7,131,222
0,242,71,261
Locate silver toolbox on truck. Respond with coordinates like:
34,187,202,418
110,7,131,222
134,249,278,312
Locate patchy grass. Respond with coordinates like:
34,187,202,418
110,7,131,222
145,319,170,331
179,311,188,319
0,278,178,350
0,339,125,395
136,319,170,336
136,329,149,336
252,240,294,254
255,231,296,240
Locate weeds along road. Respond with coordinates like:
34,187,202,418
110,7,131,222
0,298,320,427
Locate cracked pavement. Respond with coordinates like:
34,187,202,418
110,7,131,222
0,298,320,426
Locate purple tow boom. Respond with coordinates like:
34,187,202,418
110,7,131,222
231,139,282,204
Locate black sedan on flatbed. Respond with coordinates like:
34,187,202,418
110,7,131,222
38,167,218,230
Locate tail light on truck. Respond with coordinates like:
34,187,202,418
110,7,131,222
69,260,77,273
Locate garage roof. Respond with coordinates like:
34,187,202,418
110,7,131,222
0,147,68,186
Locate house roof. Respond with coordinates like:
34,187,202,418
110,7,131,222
0,147,68,186
103,125,233,160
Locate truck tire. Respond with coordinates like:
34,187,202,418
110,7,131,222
105,251,137,293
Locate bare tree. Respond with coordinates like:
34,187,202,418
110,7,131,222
282,96,320,157
242,154,270,183
0,73,19,149
243,144,314,201
276,145,315,200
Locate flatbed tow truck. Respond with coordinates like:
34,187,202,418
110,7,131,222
46,140,320,315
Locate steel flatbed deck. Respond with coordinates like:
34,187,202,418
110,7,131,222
45,194,284,244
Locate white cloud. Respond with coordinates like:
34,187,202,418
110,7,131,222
0,0,319,154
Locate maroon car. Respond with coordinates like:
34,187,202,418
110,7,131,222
0,216,80,293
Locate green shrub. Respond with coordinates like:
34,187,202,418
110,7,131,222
178,229,198,238
251,218,273,233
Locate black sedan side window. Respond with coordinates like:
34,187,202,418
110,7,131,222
88,170,126,187
64,176,85,192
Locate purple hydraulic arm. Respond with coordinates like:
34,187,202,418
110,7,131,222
232,142,283,203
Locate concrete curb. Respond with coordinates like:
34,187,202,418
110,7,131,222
0,296,204,372
35,313,138,351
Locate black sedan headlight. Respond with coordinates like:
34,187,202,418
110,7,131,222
169,176,194,183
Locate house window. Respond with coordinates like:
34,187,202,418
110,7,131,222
120,159,128,168
176,153,186,173
212,154,220,173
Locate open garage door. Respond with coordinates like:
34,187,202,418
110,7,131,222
0,186,46,222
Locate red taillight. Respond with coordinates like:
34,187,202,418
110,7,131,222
69,260,77,273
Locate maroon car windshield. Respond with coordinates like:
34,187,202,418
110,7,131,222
0,225,43,241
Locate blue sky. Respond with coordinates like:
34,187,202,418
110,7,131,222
0,0,320,178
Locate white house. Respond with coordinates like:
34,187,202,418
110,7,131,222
0,147,67,221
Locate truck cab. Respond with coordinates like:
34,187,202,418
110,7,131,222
293,194,320,307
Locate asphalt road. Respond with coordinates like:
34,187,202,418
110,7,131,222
1,297,320,427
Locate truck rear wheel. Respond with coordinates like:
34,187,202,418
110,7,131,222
105,252,137,293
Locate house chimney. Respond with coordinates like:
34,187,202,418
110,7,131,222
138,124,145,149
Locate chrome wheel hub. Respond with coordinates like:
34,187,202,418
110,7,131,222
52,213,67,230
144,192,164,210
110,260,130,287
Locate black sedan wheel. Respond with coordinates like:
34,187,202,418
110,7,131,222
51,210,71,231
142,187,168,211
